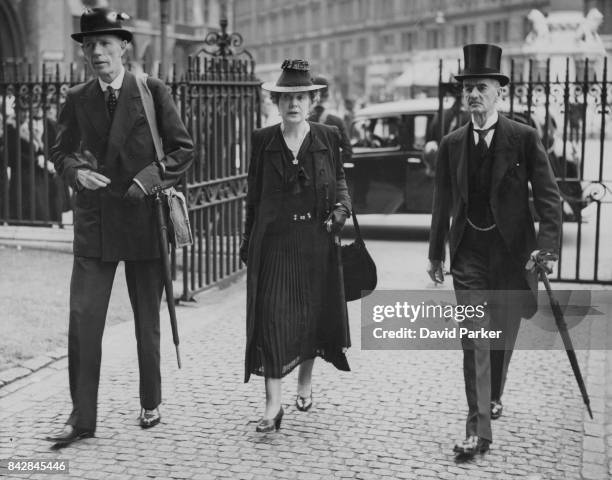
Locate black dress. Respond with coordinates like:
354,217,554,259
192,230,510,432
248,130,347,379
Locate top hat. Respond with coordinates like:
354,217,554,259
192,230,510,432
262,60,326,93
454,44,509,86
71,8,133,43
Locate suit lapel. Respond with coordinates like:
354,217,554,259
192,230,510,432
490,114,518,196
453,124,470,204
80,79,110,140
104,72,141,168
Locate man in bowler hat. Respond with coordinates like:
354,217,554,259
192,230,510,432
427,44,561,457
46,8,193,445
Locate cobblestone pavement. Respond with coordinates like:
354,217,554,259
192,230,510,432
0,239,610,480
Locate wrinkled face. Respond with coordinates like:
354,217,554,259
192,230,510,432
82,34,127,82
278,92,312,125
462,78,501,117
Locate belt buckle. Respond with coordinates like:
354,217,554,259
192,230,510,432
291,212,312,223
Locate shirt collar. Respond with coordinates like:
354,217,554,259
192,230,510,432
471,110,498,130
98,67,125,92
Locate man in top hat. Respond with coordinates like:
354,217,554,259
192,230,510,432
427,44,561,457
46,7,193,445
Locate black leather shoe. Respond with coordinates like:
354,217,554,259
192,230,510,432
139,408,161,429
453,435,490,458
45,425,94,445
256,407,284,433
491,400,503,420
295,393,313,412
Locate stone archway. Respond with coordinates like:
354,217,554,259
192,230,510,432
0,1,25,64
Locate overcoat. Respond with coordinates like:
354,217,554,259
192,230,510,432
243,122,352,382
428,113,562,315
51,71,193,261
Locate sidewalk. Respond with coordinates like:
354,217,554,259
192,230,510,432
0,239,610,479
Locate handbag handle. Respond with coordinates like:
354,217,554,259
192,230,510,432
350,208,364,242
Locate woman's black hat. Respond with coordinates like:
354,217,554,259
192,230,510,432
71,8,133,43
262,60,326,93
454,44,509,86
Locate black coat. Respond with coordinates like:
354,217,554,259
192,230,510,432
51,71,194,261
243,122,352,382
428,113,562,313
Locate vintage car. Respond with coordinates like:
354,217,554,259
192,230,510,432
346,97,585,220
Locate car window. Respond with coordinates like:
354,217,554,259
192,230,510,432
351,116,401,149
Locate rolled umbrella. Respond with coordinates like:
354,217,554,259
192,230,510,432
534,255,592,419
153,187,182,369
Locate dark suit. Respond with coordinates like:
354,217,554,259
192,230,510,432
428,113,561,442
51,71,193,432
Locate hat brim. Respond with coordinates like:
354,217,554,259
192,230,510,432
454,73,509,87
261,82,326,93
71,28,133,43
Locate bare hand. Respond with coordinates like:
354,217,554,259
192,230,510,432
76,169,111,190
427,260,444,284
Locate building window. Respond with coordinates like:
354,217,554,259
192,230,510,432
381,0,394,17
328,41,336,58
270,47,279,63
297,45,306,59
426,29,443,49
136,0,149,20
486,19,509,43
379,33,395,52
454,24,474,45
311,43,321,59
358,37,369,55
401,31,415,51
311,3,321,28
340,39,353,58
339,0,353,21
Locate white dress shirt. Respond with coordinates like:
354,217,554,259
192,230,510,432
471,111,499,147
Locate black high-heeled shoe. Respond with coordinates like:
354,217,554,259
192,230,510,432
295,393,313,412
256,407,284,433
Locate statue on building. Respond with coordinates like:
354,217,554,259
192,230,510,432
525,9,550,46
575,8,604,48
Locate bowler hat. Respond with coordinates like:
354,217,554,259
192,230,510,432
454,44,509,86
71,8,133,43
262,60,326,93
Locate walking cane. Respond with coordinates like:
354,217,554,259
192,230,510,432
531,253,592,419
153,186,182,369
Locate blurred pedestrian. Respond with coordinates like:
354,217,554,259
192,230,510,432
427,44,562,458
308,75,352,164
240,59,352,432
46,7,193,446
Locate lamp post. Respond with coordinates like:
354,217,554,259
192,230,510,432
160,0,170,78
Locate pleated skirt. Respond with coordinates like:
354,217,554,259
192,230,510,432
250,221,332,378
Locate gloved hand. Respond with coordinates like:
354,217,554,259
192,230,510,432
325,204,350,234
525,249,558,274
427,259,444,284
123,182,146,202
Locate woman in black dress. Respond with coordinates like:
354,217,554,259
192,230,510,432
240,60,352,432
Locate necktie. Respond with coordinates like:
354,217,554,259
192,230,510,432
473,124,496,156
107,86,117,118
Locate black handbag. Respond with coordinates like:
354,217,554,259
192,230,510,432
341,210,377,301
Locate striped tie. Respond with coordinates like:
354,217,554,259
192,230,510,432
107,86,117,118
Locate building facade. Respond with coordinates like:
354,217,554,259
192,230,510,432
0,0,231,78
235,0,612,105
